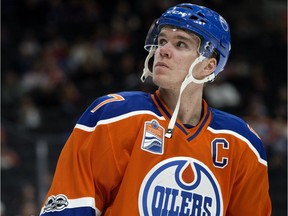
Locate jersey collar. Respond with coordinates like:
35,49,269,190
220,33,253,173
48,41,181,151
152,90,212,141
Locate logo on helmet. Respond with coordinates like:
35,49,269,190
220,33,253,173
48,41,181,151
139,157,223,215
167,9,188,17
219,16,229,32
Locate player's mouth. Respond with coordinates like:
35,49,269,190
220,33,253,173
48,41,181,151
154,62,169,69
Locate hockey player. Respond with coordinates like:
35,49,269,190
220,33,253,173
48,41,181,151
40,3,272,215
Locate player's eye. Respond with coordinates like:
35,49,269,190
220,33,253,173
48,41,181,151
158,38,167,46
176,41,187,48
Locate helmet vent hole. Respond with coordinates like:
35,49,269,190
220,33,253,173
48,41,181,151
190,15,207,24
190,15,199,20
197,12,205,17
199,19,207,24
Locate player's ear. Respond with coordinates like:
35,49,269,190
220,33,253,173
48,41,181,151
202,58,217,76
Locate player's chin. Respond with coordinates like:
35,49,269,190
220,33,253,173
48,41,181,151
152,74,171,88
153,68,169,78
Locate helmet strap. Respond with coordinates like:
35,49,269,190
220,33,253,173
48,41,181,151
187,55,216,84
141,49,214,139
165,54,214,138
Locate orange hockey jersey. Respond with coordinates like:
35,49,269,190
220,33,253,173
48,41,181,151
40,90,272,216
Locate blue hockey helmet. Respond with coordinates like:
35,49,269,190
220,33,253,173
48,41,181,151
144,3,231,76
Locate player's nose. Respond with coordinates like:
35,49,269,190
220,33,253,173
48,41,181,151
158,43,172,58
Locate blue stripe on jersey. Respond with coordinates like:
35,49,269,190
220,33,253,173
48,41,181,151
154,93,171,118
41,207,96,216
209,108,267,161
77,91,162,128
176,122,189,135
187,107,211,142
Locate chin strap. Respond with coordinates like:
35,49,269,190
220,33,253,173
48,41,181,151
165,55,215,138
140,48,215,139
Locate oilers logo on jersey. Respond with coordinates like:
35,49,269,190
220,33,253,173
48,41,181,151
139,157,223,216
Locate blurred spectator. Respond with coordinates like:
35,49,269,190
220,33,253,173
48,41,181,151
18,32,41,73
19,201,38,216
2,70,24,111
204,79,242,109
18,96,42,130
18,183,39,216
1,127,20,170
1,126,21,216
59,81,81,115
21,62,50,93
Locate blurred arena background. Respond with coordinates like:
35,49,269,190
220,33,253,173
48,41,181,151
1,0,287,215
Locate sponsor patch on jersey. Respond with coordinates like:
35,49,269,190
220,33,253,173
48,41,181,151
43,194,68,213
141,119,164,155
138,157,223,216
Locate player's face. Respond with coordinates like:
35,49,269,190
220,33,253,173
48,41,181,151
152,27,201,90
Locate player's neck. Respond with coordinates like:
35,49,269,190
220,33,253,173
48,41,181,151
158,87,203,126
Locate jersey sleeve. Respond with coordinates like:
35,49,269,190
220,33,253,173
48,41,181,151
226,132,272,215
39,101,122,215
39,91,158,215
209,109,272,215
